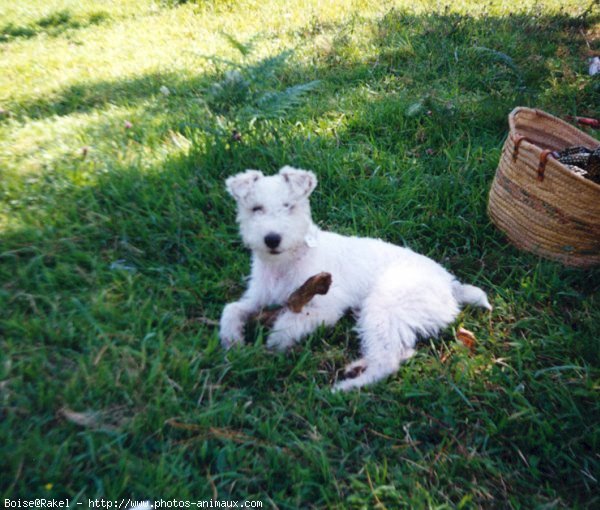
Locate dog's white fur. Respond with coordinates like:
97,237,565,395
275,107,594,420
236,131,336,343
220,166,491,391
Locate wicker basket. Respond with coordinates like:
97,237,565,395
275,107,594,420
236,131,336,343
488,107,600,268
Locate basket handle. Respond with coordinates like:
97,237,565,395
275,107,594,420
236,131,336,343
537,150,558,181
511,134,558,182
511,134,530,160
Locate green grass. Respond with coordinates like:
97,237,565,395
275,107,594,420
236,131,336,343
1,0,599,507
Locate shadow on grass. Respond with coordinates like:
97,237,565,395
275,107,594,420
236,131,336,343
1,7,600,506
0,8,112,43
12,70,208,119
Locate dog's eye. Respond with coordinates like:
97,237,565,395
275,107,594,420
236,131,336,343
251,205,264,213
283,202,294,211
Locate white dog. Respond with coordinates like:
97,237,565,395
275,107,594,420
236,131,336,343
219,166,491,391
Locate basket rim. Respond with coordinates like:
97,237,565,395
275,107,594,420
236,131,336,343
507,107,600,192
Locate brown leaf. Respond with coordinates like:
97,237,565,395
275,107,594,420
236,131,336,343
456,327,477,353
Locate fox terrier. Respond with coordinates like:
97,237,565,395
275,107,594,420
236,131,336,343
219,166,491,391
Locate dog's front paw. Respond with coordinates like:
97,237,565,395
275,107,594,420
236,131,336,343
219,324,244,349
219,302,247,349
220,332,244,350
266,330,296,351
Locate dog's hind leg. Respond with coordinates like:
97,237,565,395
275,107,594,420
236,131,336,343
333,355,413,392
333,307,416,392
343,358,369,378
333,262,459,391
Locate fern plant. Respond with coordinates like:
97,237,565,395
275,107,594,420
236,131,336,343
202,33,320,122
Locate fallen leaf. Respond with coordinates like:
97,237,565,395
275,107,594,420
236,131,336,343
59,407,100,428
59,406,128,431
456,327,477,353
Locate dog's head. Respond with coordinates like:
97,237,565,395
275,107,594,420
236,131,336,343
225,166,317,260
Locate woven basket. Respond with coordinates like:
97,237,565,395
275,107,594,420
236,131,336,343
488,107,600,268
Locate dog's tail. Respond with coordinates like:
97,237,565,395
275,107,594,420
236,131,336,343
452,281,492,311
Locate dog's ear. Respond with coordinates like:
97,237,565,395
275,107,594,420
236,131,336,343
225,169,263,201
279,166,317,200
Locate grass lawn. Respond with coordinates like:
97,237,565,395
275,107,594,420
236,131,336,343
1,0,599,507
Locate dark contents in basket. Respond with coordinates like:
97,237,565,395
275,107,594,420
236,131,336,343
555,146,600,184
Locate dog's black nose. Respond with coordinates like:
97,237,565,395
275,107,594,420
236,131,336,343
264,232,282,249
